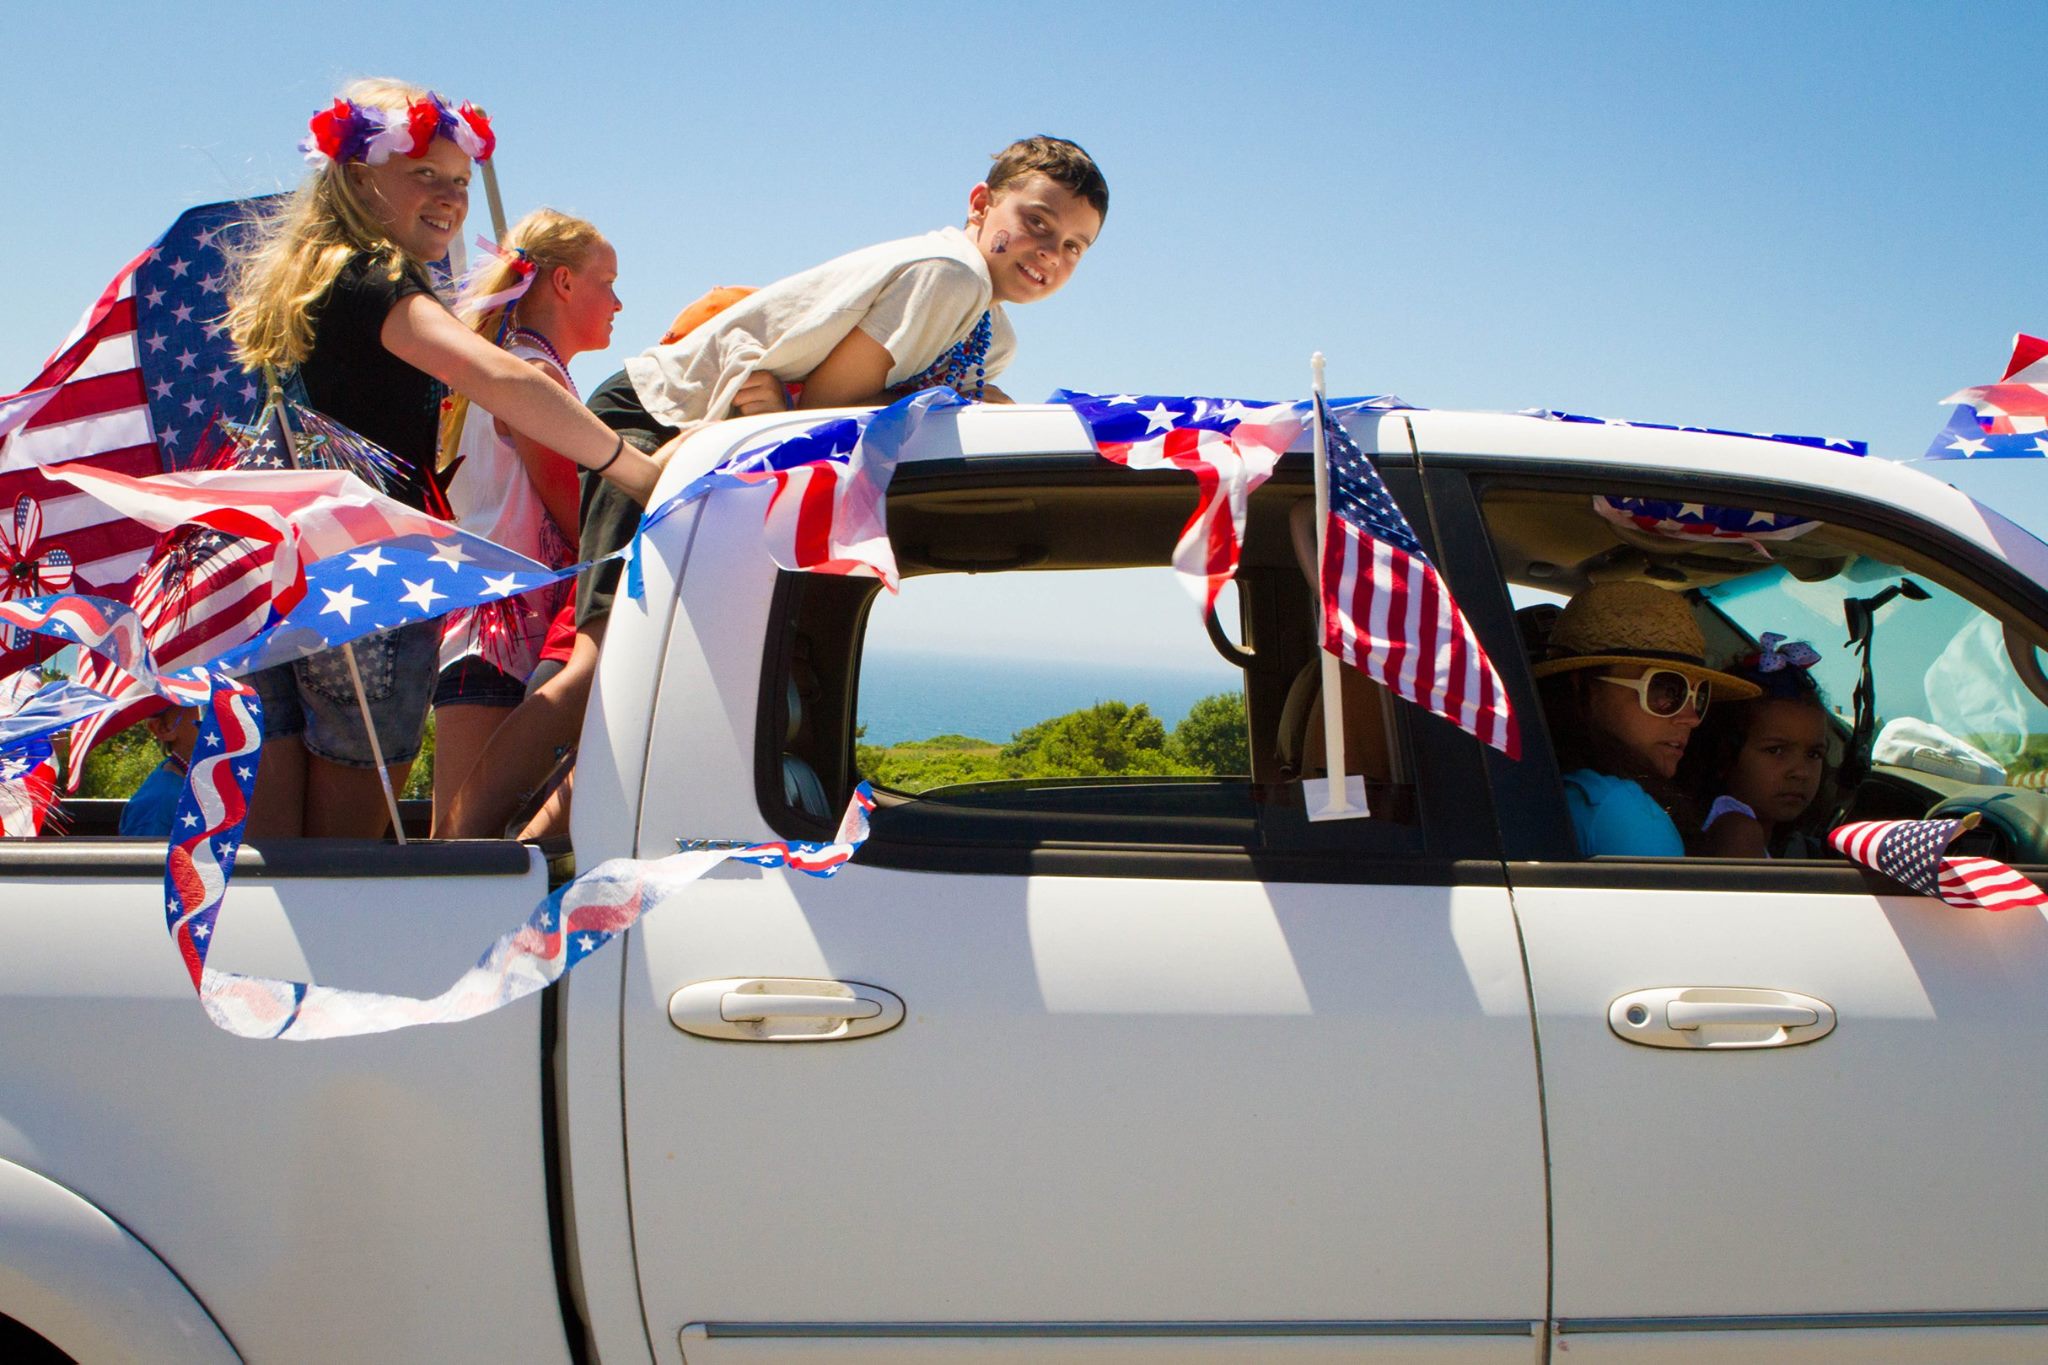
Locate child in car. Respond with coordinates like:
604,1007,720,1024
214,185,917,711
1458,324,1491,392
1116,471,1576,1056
1679,635,1830,858
1533,581,1761,857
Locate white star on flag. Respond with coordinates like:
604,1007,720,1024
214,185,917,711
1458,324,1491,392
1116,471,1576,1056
320,584,367,623
428,541,472,570
347,547,393,576
1140,402,1179,433
1948,435,1991,456
400,577,447,611
481,572,522,597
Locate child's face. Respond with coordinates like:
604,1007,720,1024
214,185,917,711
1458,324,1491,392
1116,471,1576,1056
1586,664,1702,780
349,136,471,263
967,173,1101,305
557,239,622,355
1725,699,1826,825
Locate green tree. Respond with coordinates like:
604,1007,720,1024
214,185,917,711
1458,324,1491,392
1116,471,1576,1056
1171,691,1249,775
1002,700,1191,777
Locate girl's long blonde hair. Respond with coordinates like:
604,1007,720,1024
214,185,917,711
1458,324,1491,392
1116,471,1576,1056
438,207,605,464
225,77,435,375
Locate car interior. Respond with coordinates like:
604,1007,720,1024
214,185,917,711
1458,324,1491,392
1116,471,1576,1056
1481,485,2048,864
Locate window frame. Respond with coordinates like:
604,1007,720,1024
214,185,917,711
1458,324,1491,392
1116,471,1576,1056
1428,455,2048,887
752,453,1508,882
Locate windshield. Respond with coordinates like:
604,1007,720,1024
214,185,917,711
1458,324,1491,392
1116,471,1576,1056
1704,559,2048,786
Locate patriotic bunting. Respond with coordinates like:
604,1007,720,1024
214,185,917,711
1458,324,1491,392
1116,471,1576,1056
1523,408,1866,456
199,785,873,1041
1923,332,2048,459
674,386,968,591
1830,815,2048,912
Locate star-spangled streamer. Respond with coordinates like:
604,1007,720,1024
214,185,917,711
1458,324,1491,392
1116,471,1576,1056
164,678,261,984
1523,408,1867,457
196,783,876,1041
1054,391,1415,612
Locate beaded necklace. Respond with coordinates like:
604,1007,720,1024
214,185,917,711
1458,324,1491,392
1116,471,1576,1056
903,310,992,400
507,326,578,400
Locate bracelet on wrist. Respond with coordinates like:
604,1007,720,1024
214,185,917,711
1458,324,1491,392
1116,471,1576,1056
592,432,624,475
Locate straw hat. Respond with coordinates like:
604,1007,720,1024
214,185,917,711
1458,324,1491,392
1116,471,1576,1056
1531,581,1762,700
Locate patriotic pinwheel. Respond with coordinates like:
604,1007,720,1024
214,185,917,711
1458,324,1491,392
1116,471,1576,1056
0,497,75,650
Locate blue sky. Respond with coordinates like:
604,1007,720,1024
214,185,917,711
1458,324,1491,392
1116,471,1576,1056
4,2,2044,675
6,1,2041,456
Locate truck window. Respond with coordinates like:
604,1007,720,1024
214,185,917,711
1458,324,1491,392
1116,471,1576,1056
756,469,1494,871
1478,482,2048,865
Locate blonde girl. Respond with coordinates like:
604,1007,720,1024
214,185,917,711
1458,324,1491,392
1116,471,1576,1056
430,208,621,833
226,77,662,840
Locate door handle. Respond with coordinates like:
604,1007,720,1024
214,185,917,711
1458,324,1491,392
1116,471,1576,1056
1609,988,1835,1050
670,977,904,1042
1665,999,1817,1030
720,992,882,1023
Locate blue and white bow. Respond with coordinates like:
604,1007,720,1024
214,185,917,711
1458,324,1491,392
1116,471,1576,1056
1756,632,1820,672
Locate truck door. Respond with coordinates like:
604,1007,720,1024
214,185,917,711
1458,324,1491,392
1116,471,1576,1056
1441,462,2048,1362
595,431,1549,1364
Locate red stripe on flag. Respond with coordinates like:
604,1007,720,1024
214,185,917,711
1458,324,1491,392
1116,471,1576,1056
20,369,147,429
792,468,836,569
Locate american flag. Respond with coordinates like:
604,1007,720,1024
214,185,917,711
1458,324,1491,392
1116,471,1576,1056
0,197,277,680
1830,816,2048,911
674,386,968,590
1055,390,1319,611
1318,394,1520,758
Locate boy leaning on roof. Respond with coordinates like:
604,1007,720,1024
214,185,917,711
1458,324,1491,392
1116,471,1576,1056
570,133,1108,625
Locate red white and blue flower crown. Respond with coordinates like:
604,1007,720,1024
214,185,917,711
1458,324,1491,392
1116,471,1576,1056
300,93,496,168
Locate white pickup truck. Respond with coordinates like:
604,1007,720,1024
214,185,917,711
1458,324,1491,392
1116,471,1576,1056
7,402,2048,1365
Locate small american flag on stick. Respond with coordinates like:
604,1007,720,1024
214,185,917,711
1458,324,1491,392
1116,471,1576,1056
1830,815,2048,911
1317,394,1519,758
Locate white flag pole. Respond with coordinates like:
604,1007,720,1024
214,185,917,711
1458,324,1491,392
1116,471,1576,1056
1308,353,1361,819
265,370,408,844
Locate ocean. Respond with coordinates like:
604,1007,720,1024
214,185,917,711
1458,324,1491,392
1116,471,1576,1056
857,649,1242,747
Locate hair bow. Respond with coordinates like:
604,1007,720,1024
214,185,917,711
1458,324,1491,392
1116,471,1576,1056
461,235,539,318
1756,632,1820,672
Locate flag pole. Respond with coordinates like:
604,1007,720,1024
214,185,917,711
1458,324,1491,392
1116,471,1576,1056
1309,352,1357,819
264,370,409,845
475,108,510,243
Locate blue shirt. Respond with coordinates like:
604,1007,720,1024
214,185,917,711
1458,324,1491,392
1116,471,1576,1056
1562,768,1684,857
119,757,187,837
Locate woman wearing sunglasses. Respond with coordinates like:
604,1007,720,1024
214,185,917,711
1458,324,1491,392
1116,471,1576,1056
1533,581,1762,857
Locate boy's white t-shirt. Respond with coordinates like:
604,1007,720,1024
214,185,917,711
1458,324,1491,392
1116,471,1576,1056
622,225,1017,431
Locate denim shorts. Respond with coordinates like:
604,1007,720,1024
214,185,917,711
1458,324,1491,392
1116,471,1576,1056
247,620,438,769
432,655,528,709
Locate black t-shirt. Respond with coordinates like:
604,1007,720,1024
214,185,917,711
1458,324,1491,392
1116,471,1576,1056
573,369,681,627
296,253,445,510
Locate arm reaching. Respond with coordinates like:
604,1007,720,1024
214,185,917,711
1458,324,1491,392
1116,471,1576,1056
383,293,664,505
